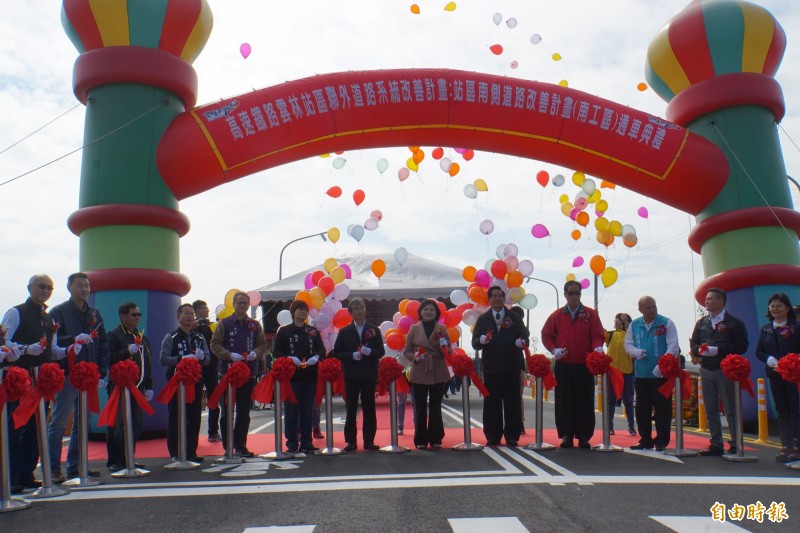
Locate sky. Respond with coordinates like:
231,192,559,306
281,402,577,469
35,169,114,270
1,0,800,351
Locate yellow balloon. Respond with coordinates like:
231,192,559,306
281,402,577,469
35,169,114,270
588,190,601,204
596,199,609,212
572,171,585,186
552,52,562,61
330,266,346,284
327,227,340,244
601,267,619,288
309,287,326,310
224,288,241,308
558,194,569,204
217,306,234,320
323,257,338,274
406,157,418,172
608,220,623,237
594,217,609,232
560,202,574,216
566,273,576,282
558,79,569,87
444,1,457,11
473,178,488,192
319,153,331,158
209,322,217,333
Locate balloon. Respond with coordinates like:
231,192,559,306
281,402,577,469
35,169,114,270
530,34,542,45
217,306,234,320
333,308,352,329
462,266,476,282
371,259,387,278
601,267,619,288
447,326,461,343
576,212,590,227
589,255,606,275
330,267,345,285
490,260,507,280
332,157,346,169
507,287,524,304
536,170,549,187
376,158,388,174
608,220,623,237
294,290,312,308
303,273,315,290
450,289,468,306
468,286,488,305
493,12,502,25
247,290,262,307
405,300,421,320
313,313,331,331
462,309,480,326
479,219,495,235
637,82,648,92
580,278,591,290
398,316,414,334
386,332,405,351
332,282,350,301
566,273,576,282
311,270,325,285
623,234,638,247
560,202,574,217
308,288,325,311
506,17,518,28
580,179,596,195
594,217,609,232
507,271,523,288
350,225,364,242
531,224,549,238
503,243,518,257
326,186,342,198
490,44,504,55
463,150,475,161
519,293,538,310
440,157,452,172
571,229,582,240
353,189,365,206
224,289,241,308
239,43,251,59
412,149,425,165
473,179,488,192
637,206,649,219
622,224,636,237
588,190,601,204
474,269,491,288
277,309,292,326
323,257,338,273
436,300,447,319
448,163,460,176
432,147,444,159
572,171,585,186
364,217,379,231
394,247,409,266
504,255,519,272
398,299,410,315
518,259,534,277
463,184,478,199
596,231,614,246
552,52,562,61
318,276,335,296
574,197,588,211
398,168,410,181
326,227,340,244
340,263,352,279
379,321,394,335
214,304,225,315
406,158,418,172
552,174,565,187
370,210,383,221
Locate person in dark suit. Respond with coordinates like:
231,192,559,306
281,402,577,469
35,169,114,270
333,298,385,451
471,286,530,447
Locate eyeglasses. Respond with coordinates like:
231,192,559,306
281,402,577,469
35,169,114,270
566,291,581,296
128,312,142,317
35,284,54,291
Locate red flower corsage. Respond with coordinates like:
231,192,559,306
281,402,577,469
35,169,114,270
133,333,142,346
39,336,48,349
577,311,589,322
89,310,97,328
501,317,512,329
363,328,376,340
247,320,258,331
714,322,728,333
304,326,318,338
654,325,667,336
777,326,793,339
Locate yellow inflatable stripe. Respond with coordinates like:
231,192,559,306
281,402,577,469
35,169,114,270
647,25,691,96
190,110,228,170
181,1,213,63
89,0,130,47
741,3,774,73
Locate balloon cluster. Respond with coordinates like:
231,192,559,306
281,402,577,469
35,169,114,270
214,288,263,329
379,297,462,355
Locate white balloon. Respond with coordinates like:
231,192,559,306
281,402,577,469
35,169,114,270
493,279,508,293
506,17,518,28
552,174,565,187
440,157,452,172
350,225,364,242
479,219,494,235
394,247,409,266
493,12,502,25
530,33,542,45
332,157,346,169
277,309,292,326
380,321,394,335
325,299,343,313
496,244,506,259
364,217,379,231
215,304,225,315
485,258,495,271
313,314,331,330
519,293,538,309
504,255,519,272
518,259,534,277
449,289,468,306
581,179,597,195
507,287,524,304
462,309,480,326
503,243,518,257
346,224,356,236
332,283,350,301
622,224,636,236
376,158,389,174
393,312,402,326
463,184,478,199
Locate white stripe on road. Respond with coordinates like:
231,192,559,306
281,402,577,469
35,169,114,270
243,527,316,533
249,420,275,434
441,403,483,429
495,447,554,478
518,448,578,478
449,517,529,533
651,516,750,532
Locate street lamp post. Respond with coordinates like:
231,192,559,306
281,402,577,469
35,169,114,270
278,232,328,280
525,277,560,310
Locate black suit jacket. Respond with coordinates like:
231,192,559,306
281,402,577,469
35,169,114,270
471,310,529,374
333,321,385,380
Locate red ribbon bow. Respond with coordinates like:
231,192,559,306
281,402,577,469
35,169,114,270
0,366,32,414
377,357,410,396
314,357,346,405
450,352,490,397
656,354,692,399
98,360,155,427
526,353,558,390
585,351,623,399
208,361,253,410
720,354,755,398
777,353,800,384
156,358,203,405
69,361,101,414
251,357,297,405
13,363,65,428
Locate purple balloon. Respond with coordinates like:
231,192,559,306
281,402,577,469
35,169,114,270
580,278,591,289
572,256,584,268
304,273,315,290
531,224,549,238
637,206,649,218
239,43,252,59
340,263,352,279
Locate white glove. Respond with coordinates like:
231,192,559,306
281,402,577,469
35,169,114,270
553,348,567,360
230,352,244,362
75,333,93,344
246,351,257,362
515,339,525,348
307,355,319,366
52,347,68,360
6,344,21,362
703,346,719,357
593,346,605,354
144,389,154,401
767,356,779,368
439,337,449,347
128,344,140,355
634,349,646,360
353,351,363,361
413,351,424,362
26,343,44,356
98,378,107,389
194,348,205,361
480,335,488,345
0,349,6,364
652,366,663,378
72,342,84,355
290,356,302,366
360,345,372,356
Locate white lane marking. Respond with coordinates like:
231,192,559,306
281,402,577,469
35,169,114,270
624,448,684,463
449,516,529,533
243,527,316,532
441,403,484,429
495,447,554,478
651,516,750,532
518,448,578,478
481,447,524,475
249,419,275,434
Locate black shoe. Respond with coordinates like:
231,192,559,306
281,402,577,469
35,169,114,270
343,443,357,452
609,429,615,436
208,433,222,443
299,445,319,453
415,444,427,450
363,443,380,451
286,444,299,453
52,471,66,483
578,439,591,449
699,446,724,456
628,428,637,436
108,463,124,471
188,456,205,463
506,441,518,447
431,443,442,449
560,437,574,449
630,443,653,450
235,448,254,458
655,446,667,452
67,468,101,478
23,480,42,489
486,440,501,447
11,484,24,494
134,462,145,469
727,446,737,455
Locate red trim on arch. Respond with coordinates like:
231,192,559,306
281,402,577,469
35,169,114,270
68,204,190,237
688,206,800,253
73,47,198,109
666,73,784,126
695,264,800,304
88,268,191,296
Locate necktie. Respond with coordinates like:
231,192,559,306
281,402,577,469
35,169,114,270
496,312,501,320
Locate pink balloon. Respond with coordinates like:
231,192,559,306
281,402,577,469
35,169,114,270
580,278,591,289
569,208,579,220
340,264,352,279
531,224,549,238
474,269,491,288
595,210,604,217
370,210,383,221
637,206,649,218
398,168,410,181
239,43,252,59
575,197,588,211
572,256,584,268
304,273,315,290
398,316,414,334
454,147,468,154
393,312,402,326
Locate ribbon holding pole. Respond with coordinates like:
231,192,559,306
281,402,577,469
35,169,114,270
377,357,410,396
585,351,623,399
69,361,101,414
526,353,558,390
720,354,755,398
0,366,32,413
314,357,345,405
207,360,252,410
98,359,155,427
156,357,202,405
656,354,691,399
451,351,490,397
13,362,65,428
251,357,297,405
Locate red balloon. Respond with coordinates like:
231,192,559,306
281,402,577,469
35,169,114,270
490,44,504,55
456,302,474,314
462,149,475,161
353,189,365,206
333,308,352,329
444,308,463,328
490,259,507,280
536,170,549,187
311,270,325,285
318,276,335,296
386,332,405,351
405,300,421,320
436,301,447,319
326,186,342,198
432,147,444,160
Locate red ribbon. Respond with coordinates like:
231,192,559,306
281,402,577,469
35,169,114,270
313,358,346,405
69,361,101,414
0,366,32,413
777,353,800,384
208,361,252,410
585,351,623,399
13,363,65,429
252,357,297,405
377,357,410,395
98,360,155,427
156,357,202,405
720,354,755,399
656,354,691,399
450,352,490,397
526,353,557,390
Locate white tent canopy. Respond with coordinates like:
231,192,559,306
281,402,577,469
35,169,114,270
256,252,465,301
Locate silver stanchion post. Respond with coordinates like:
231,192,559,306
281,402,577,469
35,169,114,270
216,383,243,464
262,381,294,460
1,369,31,512
28,368,70,498
591,373,622,452
111,387,149,477
318,382,342,456
380,381,409,453
664,375,697,457
454,375,482,451
165,382,200,470
526,376,554,451
723,381,757,462
63,390,103,486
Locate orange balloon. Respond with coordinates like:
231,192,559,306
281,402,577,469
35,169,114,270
576,212,590,227
600,180,616,189
326,186,342,198
412,150,425,164
386,332,406,350
294,290,312,307
447,326,460,343
462,266,476,282
398,299,410,315
371,259,387,278
468,285,488,305
596,231,610,246
353,189,365,206
603,233,615,247
589,255,606,276
507,271,523,288
405,300,421,319
448,162,460,176
385,328,401,339
571,229,582,241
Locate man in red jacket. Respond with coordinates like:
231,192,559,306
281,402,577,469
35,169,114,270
541,280,605,449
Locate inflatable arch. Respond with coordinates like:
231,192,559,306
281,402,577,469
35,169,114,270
61,0,797,424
